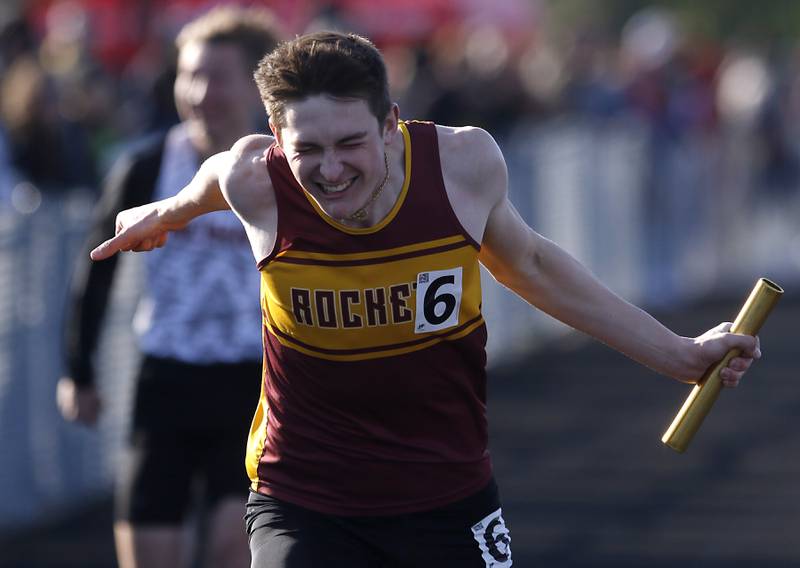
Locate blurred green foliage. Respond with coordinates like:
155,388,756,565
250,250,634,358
547,0,800,43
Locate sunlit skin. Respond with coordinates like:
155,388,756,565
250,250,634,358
175,41,262,157
271,96,402,225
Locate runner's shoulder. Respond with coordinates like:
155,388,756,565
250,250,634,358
219,134,275,209
222,135,273,182
435,124,506,194
229,134,274,164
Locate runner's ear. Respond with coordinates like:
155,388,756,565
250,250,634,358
269,120,282,146
382,104,400,144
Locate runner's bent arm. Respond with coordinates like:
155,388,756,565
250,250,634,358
470,131,758,385
90,150,234,260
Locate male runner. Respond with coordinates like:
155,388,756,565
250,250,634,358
90,31,761,568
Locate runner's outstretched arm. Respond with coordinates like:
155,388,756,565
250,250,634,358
90,152,231,260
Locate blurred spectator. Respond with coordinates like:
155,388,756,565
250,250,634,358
0,16,36,71
399,22,527,135
756,49,800,199
35,0,131,175
560,28,628,118
0,123,16,204
56,6,282,568
0,55,97,195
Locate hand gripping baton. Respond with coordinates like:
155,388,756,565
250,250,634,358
662,278,783,453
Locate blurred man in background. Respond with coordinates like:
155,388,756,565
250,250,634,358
57,7,281,568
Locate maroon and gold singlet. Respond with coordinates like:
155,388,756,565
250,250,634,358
246,120,492,516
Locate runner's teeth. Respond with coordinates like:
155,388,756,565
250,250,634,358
322,180,351,194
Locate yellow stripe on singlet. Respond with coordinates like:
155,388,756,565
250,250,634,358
263,311,485,362
273,235,468,264
261,238,484,362
245,375,268,487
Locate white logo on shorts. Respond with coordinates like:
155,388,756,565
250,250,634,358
471,508,512,567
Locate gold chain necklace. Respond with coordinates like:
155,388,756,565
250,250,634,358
345,152,390,222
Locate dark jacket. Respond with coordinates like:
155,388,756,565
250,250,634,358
63,132,166,386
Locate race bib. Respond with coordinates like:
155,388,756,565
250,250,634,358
414,267,462,333
471,508,512,567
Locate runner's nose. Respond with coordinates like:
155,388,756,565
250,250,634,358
319,151,344,181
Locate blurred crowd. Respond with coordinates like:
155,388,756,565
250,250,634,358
1,0,799,256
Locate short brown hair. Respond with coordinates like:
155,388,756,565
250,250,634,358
254,31,391,128
176,6,282,75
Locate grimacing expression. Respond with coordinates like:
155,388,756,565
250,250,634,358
174,40,261,152
272,95,398,223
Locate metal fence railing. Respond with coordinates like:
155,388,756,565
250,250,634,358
0,189,141,530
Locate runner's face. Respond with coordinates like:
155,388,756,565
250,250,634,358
175,41,260,154
273,95,396,223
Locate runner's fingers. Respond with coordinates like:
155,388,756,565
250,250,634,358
90,234,126,260
134,238,156,251
727,357,753,372
720,367,743,387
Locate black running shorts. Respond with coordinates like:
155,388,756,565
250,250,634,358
244,478,512,567
115,356,261,524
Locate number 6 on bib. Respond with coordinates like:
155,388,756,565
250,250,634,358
414,267,463,333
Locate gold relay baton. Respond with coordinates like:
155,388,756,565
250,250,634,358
662,278,783,453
